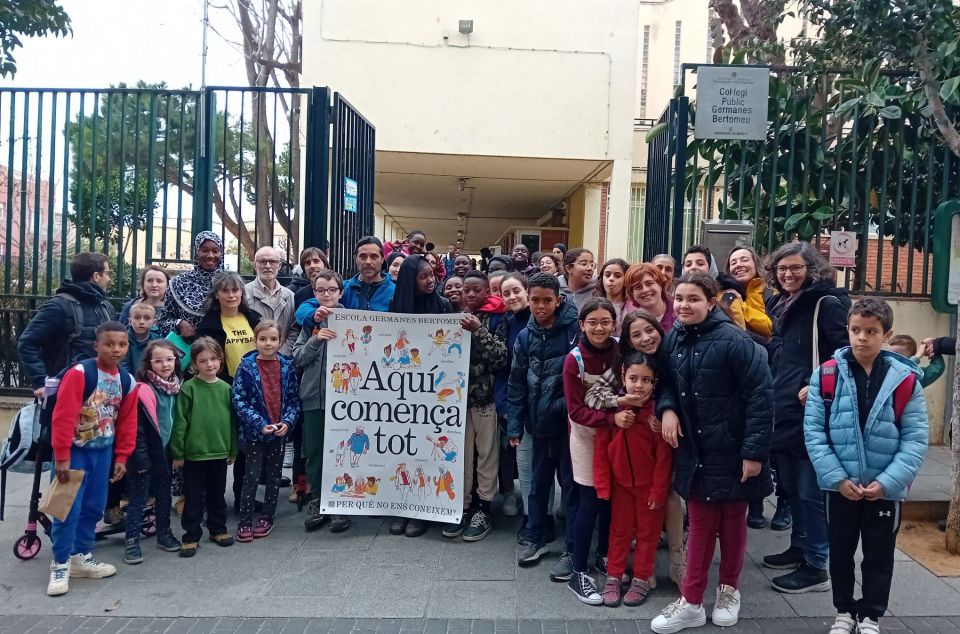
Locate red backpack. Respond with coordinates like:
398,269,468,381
819,359,916,431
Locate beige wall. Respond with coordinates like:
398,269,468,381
887,298,952,445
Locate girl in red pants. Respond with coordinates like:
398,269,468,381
595,352,673,607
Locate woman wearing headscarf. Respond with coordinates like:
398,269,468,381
157,231,224,337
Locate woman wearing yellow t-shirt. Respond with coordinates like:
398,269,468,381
197,271,262,382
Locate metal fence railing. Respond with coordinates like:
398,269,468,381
644,64,957,296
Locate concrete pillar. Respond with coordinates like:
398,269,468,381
582,185,603,257
604,158,633,261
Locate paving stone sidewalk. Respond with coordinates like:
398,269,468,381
0,470,958,627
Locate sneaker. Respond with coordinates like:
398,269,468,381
179,541,199,558
123,538,143,565
304,499,329,532
209,532,235,547
279,475,291,487
594,553,608,575
501,492,521,517
287,488,299,503
770,497,792,531
771,562,831,593
567,571,603,606
442,515,468,539
517,541,548,566
156,531,182,552
463,510,492,542
549,549,573,582
406,518,428,537
253,518,274,538
650,597,707,634
237,523,254,543
829,613,857,634
711,584,740,627
747,500,766,529
622,577,651,607
47,561,70,596
103,506,124,526
68,553,116,579
389,517,409,535
330,515,352,533
858,617,880,634
762,546,804,570
669,547,686,587
283,441,294,468
601,576,622,607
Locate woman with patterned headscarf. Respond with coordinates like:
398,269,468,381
157,231,224,337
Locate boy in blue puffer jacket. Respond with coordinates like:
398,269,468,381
803,297,927,634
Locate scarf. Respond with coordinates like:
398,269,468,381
169,231,224,318
147,370,181,395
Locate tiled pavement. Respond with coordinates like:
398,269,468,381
0,470,958,631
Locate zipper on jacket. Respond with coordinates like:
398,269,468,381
622,424,637,488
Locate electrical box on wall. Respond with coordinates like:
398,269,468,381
700,220,755,264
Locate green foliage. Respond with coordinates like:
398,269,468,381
0,0,71,77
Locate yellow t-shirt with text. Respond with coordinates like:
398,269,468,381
221,313,256,378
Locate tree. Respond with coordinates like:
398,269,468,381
0,0,71,77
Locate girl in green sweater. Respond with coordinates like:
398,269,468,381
170,337,237,557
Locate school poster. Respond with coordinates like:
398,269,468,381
320,309,472,523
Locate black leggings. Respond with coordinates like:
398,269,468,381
238,440,284,524
570,483,610,573
126,464,172,540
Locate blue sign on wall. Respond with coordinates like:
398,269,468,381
344,177,358,213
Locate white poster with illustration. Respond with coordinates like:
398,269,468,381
320,309,471,523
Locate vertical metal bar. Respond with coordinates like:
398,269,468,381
253,90,262,254
736,142,747,221
116,93,129,287
60,92,71,279
18,91,31,294
271,91,279,243
875,126,891,292
767,104,781,254
97,92,109,252
671,97,689,259
45,92,58,295
906,124,920,295
802,78,812,221
848,105,860,287
304,86,330,251
144,93,158,269
74,92,85,253
219,90,230,265
160,93,172,261
192,89,216,238
4,91,17,294
128,92,145,296
176,94,187,260
31,92,44,295
890,120,904,294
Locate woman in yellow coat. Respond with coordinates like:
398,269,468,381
725,246,773,339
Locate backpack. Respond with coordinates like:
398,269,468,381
0,358,133,520
44,292,115,375
818,359,916,445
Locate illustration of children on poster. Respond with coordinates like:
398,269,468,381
320,310,471,523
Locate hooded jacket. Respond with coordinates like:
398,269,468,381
506,300,580,440
494,306,531,418
467,295,508,408
765,280,850,456
18,280,116,388
341,274,396,312
594,398,673,504
804,348,927,500
657,308,774,502
292,303,344,412
128,383,172,475
559,276,599,314
231,350,302,444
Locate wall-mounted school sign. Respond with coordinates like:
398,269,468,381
320,309,472,523
694,66,770,141
344,177,358,213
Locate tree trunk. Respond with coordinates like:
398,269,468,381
916,43,960,159
947,322,960,554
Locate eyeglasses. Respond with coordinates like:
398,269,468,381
775,264,807,275
314,287,340,296
256,259,281,266
584,319,614,329
576,260,595,268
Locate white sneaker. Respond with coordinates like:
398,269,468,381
829,613,857,634
68,553,116,579
858,617,880,634
283,441,294,468
711,584,741,627
501,493,521,517
650,597,707,633
47,561,70,596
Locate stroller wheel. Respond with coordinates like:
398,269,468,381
14,533,42,560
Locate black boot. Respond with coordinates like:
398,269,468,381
771,562,831,594
771,497,792,531
747,500,766,529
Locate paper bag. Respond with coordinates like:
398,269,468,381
38,470,85,521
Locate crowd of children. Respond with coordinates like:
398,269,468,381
39,237,933,634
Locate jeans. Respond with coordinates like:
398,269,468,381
525,435,573,549
682,498,749,605
774,451,830,570
569,483,610,573
516,434,554,515
51,445,112,564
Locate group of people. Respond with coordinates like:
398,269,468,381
16,229,940,634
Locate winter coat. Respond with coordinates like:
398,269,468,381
506,300,580,440
657,308,774,502
244,278,297,355
467,298,508,408
122,326,162,374
494,306,530,418
765,280,850,456
741,278,773,338
128,383,172,475
594,399,673,504
341,274,396,312
231,351,302,445
803,348,928,501
18,280,116,388
195,306,262,382
292,304,343,412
